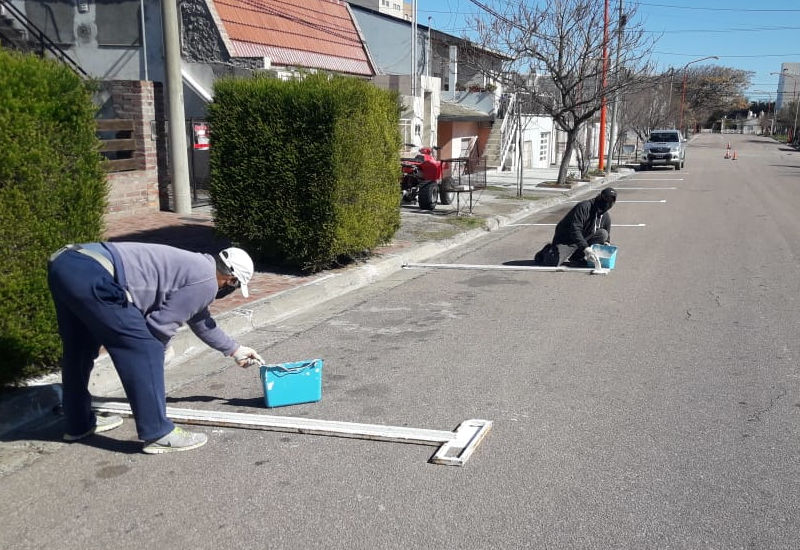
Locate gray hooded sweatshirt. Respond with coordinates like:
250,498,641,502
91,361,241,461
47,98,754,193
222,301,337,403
105,242,238,355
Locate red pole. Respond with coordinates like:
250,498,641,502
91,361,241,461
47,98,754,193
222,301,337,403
599,0,609,171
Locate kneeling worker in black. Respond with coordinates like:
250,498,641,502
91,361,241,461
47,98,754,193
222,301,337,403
534,187,617,268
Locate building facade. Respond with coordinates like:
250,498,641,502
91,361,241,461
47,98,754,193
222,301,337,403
776,62,800,111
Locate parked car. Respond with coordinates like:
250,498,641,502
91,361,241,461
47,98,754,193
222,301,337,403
640,129,686,170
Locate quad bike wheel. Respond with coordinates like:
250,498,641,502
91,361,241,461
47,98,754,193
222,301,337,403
439,176,455,205
418,182,439,210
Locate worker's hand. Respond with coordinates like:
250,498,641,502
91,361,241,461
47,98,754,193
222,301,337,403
584,246,601,269
232,346,264,368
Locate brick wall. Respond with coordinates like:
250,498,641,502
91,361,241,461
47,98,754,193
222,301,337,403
101,80,168,218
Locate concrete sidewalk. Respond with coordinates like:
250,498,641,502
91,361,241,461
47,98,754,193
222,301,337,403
0,167,632,436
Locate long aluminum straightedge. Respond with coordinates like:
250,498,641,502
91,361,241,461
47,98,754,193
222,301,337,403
403,262,609,275
92,401,492,467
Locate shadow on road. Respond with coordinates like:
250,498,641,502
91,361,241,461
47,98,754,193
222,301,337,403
166,394,265,409
503,259,536,266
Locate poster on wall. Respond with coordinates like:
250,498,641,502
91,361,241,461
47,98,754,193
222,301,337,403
193,123,210,150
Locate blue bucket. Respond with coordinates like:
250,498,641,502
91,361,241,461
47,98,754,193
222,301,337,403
591,244,618,269
259,359,323,408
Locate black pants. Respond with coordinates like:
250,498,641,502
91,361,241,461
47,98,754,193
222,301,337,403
562,229,609,265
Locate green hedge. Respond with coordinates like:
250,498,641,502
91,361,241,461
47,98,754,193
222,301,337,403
0,51,106,387
208,73,401,272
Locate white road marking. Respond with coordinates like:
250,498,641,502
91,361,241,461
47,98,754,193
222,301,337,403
625,178,684,181
509,223,646,227
617,187,677,190
403,262,604,274
568,200,666,203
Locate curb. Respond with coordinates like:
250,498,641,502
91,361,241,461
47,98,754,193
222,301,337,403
1,169,631,437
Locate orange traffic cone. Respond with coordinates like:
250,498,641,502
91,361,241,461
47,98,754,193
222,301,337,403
732,150,738,160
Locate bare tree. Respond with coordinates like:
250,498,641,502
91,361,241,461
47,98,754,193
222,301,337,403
682,66,752,131
464,0,655,185
619,72,673,142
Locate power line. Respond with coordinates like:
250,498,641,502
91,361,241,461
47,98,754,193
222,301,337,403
637,1,800,12
643,26,800,34
655,51,800,58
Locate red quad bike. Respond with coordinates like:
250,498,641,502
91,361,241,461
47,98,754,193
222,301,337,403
401,146,455,210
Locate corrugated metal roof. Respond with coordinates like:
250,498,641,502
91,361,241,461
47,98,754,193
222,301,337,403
438,100,492,122
231,40,372,76
214,0,374,76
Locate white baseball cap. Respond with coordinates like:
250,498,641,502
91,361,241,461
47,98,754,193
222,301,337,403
219,247,254,298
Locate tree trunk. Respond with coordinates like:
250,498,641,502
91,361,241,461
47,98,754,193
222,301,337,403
557,130,577,185
582,122,593,178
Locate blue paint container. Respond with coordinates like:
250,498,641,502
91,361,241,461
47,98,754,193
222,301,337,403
591,244,618,269
259,359,323,408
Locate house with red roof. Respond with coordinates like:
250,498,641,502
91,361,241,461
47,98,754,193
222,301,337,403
2,0,379,211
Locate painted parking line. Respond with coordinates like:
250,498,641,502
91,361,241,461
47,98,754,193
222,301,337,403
403,262,603,274
624,178,684,181
617,187,676,190
568,200,666,203
509,223,646,227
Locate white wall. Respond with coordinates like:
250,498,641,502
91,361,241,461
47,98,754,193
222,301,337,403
516,115,555,169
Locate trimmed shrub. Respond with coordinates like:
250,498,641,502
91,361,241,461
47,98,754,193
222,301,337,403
208,73,401,272
0,51,106,387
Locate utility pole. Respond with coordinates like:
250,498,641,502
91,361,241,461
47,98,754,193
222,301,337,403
605,0,623,173
517,96,523,198
411,0,417,97
162,0,191,214
426,17,432,79
665,68,675,127
598,0,609,171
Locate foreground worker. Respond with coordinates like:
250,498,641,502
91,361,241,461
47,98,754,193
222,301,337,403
534,187,617,268
47,242,264,454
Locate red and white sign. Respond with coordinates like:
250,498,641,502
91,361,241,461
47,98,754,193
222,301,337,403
193,123,210,150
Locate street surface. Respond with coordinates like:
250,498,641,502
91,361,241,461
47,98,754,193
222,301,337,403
2,133,799,549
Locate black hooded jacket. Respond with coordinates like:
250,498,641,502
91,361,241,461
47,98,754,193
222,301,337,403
551,195,612,250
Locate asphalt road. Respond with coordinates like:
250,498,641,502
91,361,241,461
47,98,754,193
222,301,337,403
2,133,800,549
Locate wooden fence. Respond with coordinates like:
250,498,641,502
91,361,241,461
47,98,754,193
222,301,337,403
97,118,137,172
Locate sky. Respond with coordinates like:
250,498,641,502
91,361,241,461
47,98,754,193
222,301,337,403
414,0,800,103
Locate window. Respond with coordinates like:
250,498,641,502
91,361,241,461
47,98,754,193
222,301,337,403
25,1,74,45
96,0,141,46
649,132,679,143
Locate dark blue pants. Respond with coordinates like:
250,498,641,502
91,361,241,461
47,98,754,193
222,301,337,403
47,250,174,441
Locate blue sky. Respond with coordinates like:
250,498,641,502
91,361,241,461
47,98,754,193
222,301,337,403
415,0,800,103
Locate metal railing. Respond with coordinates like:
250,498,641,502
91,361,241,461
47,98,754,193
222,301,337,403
498,93,518,171
0,0,87,78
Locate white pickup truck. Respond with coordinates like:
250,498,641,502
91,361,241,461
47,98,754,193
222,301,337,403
640,129,686,170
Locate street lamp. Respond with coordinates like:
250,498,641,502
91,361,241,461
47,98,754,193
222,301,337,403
771,70,799,143
679,55,719,135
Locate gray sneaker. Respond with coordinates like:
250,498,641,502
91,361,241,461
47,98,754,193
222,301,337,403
63,415,124,441
143,426,208,454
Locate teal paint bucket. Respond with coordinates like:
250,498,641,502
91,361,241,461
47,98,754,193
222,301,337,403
259,359,323,408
